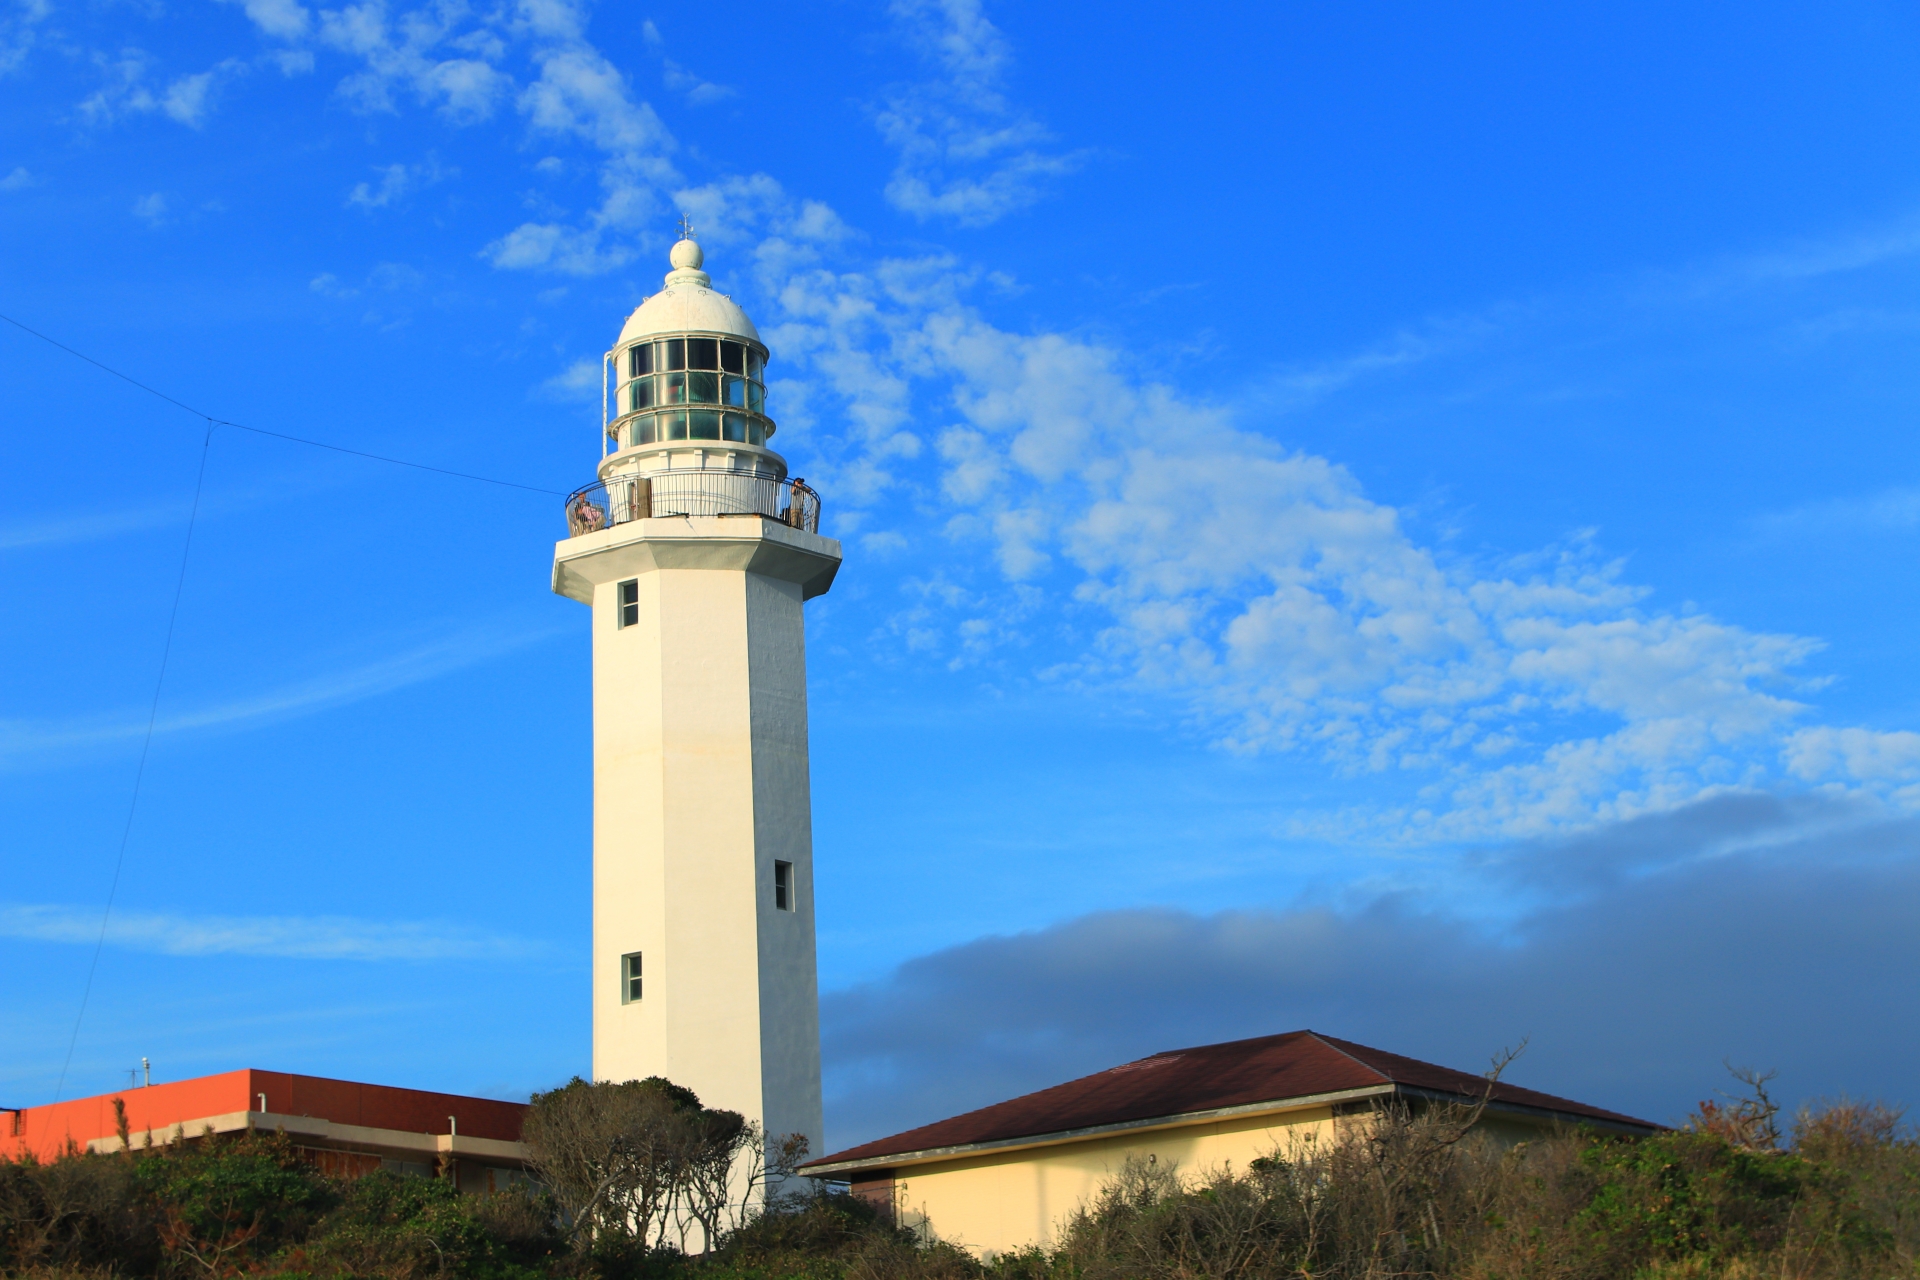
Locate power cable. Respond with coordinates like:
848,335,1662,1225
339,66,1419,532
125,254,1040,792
0,312,566,496
51,423,214,1104
2,308,561,1102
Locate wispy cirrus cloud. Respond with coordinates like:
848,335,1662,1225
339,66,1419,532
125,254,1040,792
346,153,454,208
0,625,556,768
875,0,1086,226
0,903,540,960
78,49,247,128
206,0,1920,839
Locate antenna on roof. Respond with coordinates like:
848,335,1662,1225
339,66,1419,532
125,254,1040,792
676,213,695,242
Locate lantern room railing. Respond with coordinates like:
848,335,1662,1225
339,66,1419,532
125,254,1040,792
565,470,821,537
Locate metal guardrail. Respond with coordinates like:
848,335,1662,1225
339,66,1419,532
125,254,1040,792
566,471,821,537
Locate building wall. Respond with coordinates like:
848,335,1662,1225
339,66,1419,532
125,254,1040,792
881,1106,1340,1258
590,555,824,1161
1,1071,526,1165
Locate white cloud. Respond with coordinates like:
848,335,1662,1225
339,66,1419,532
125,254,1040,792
131,191,168,223
316,1,508,124
162,68,220,126
1754,485,1920,538
0,0,49,78
539,355,603,403
228,0,1920,840
0,626,555,768
0,499,191,551
0,903,538,960
227,0,312,40
875,0,1085,225
0,165,30,190
347,154,453,208
78,51,245,128
662,58,732,106
309,271,359,298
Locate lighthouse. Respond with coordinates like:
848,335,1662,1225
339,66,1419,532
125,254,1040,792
551,235,840,1167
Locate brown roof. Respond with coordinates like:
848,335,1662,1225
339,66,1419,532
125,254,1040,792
804,1030,1657,1173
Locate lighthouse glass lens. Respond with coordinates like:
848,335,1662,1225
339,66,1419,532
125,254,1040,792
664,339,685,371
629,344,653,376
747,382,765,414
636,417,657,445
747,351,763,380
664,372,686,403
688,371,718,404
721,341,745,373
724,376,746,406
691,410,721,440
723,414,747,442
629,379,653,411
747,420,766,446
687,337,719,370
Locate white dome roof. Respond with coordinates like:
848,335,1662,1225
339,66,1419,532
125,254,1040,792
615,239,762,346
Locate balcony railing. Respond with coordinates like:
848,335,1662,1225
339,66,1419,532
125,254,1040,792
565,470,821,537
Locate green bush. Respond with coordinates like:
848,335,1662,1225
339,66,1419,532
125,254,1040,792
3,1089,1917,1279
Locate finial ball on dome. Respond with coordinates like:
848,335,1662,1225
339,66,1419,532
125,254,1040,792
670,239,703,271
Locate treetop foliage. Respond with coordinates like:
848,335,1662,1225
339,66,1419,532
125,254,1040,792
2,1075,1915,1279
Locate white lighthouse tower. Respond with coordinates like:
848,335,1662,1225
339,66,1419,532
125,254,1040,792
551,234,840,1166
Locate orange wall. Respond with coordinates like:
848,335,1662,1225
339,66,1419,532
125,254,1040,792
1,1070,527,1163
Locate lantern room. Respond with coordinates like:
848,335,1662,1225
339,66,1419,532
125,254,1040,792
601,238,779,462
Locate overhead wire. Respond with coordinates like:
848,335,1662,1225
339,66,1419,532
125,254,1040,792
51,423,213,1104
0,313,566,496
2,311,564,1101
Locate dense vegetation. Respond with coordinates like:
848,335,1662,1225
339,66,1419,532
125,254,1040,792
4,1081,1916,1279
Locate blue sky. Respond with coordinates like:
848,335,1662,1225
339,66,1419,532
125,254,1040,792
4,0,1920,1147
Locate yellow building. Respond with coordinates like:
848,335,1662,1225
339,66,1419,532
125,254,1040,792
800,1029,1656,1257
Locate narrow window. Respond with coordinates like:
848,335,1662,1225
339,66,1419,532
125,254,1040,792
720,341,745,373
690,409,721,440
722,414,747,443
774,860,793,911
629,378,654,412
616,579,638,628
687,337,719,370
664,338,686,371
629,344,654,377
664,371,687,404
687,370,719,404
622,952,643,1003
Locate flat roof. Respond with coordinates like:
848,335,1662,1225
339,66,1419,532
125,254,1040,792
2,1069,527,1165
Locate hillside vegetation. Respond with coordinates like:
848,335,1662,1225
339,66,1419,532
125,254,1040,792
3,1080,1916,1279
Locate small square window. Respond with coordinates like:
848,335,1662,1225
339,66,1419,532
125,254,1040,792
617,579,639,628
774,860,793,911
622,952,643,1003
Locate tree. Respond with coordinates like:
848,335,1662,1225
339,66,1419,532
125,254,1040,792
520,1075,807,1254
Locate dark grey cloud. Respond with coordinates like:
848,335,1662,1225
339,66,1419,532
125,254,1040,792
820,793,1920,1151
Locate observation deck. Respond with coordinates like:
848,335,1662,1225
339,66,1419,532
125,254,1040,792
564,470,821,538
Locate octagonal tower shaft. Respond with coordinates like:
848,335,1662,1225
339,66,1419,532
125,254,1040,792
551,236,841,1171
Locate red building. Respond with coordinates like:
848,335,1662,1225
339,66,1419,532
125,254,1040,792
2,1070,530,1194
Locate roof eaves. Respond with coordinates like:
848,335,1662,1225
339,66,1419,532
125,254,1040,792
799,1083,1397,1178
1390,1084,1661,1135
